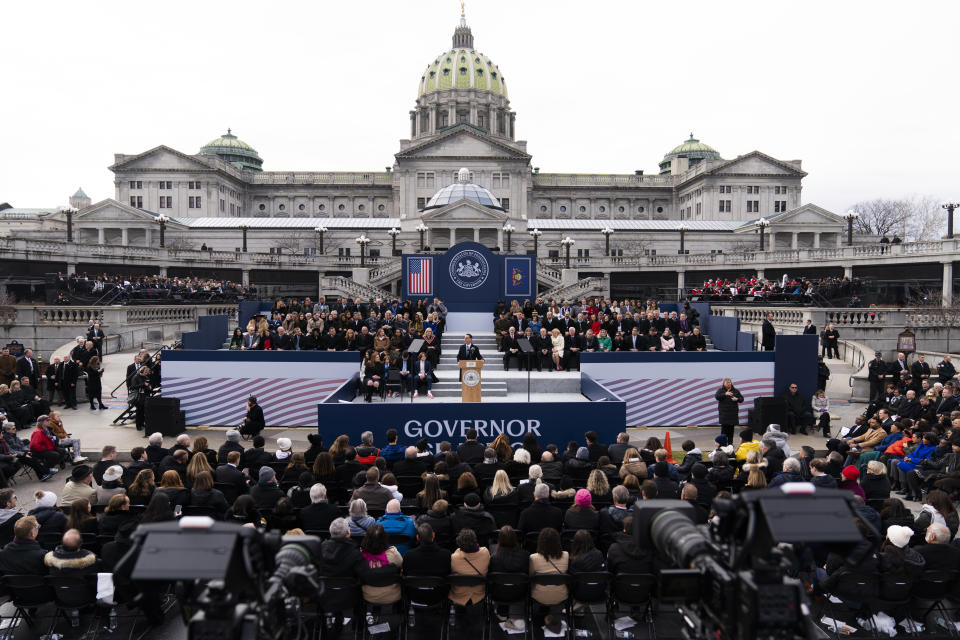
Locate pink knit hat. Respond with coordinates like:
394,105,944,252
574,489,592,507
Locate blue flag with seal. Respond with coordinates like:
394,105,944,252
504,257,532,297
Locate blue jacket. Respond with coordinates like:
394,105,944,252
878,431,904,451
377,513,417,555
899,443,936,473
380,444,405,468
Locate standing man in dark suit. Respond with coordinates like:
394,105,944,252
802,319,817,335
87,323,105,358
867,351,886,404
761,313,776,351
502,327,520,371
59,353,80,410
457,334,483,362
15,349,39,390
911,355,931,391
46,357,62,404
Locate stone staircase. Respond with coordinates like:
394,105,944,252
433,332,508,397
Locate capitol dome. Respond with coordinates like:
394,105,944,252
199,129,263,172
422,167,504,211
417,13,507,99
659,134,721,174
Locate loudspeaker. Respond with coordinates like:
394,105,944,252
146,397,183,437
752,396,787,430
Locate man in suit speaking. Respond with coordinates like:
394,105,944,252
457,334,484,382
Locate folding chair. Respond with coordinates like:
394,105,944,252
46,574,99,636
383,368,406,401
486,573,528,640
1,574,54,630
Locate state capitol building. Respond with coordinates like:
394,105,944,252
2,9,892,301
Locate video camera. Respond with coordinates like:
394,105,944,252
116,517,324,640
634,485,864,640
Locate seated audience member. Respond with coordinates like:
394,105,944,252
709,434,735,462
93,445,119,485
318,518,367,624
99,494,137,538
300,484,339,532
449,528,490,612
127,468,157,506
681,485,709,524
564,489,600,532
768,457,805,489
489,525,529,573
687,464,717,509
519,482,564,535
760,438,785,480
65,498,98,535
809,458,837,489
739,453,768,492
28,490,67,533
652,462,679,499
157,470,190,510
415,499,454,545
377,499,416,554
61,465,97,506
359,524,403,605
215,451,248,498
607,433,631,464
266,497,299,533
352,467,394,512
529,527,570,607
123,446,153,487
96,465,126,504
145,433,169,467
452,493,497,541
45,528,99,575
569,528,605,573
484,469,519,507
189,471,229,519
915,523,960,570
218,429,244,464
878,525,926,593
861,460,891,501
587,468,612,503
606,516,654,574
250,467,284,511
677,440,702,479
735,430,760,462
354,431,380,466
601,485,632,533
538,451,564,486
518,465,543,502
347,498,376,537
912,490,959,543
0,515,46,575
563,447,593,486
402,523,452,580
239,435,272,476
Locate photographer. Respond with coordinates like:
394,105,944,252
241,396,265,438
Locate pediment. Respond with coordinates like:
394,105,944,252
770,203,844,226
396,126,531,161
110,145,214,172
420,199,508,222
75,199,185,226
709,151,807,177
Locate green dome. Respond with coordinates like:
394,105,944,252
199,129,263,172
659,134,721,173
418,48,508,99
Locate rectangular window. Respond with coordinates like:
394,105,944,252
230,203,235,215
130,196,143,208
780,200,787,211
695,202,701,216
501,197,509,211
417,197,426,209
577,249,590,258
159,196,171,208
187,181,202,190
338,247,351,257
158,181,172,190
220,199,225,212
719,200,732,213
415,172,435,188
492,172,510,189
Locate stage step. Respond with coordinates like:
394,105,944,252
429,380,508,397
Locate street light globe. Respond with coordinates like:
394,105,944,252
601,227,614,235
757,217,769,228
502,223,516,233
415,223,428,233
314,226,328,234
387,227,400,236
845,210,860,220
355,234,370,245
675,223,689,232
529,228,542,237
944,202,960,210
156,214,170,223
561,236,575,246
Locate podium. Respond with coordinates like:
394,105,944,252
459,360,484,403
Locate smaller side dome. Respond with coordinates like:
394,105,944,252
199,129,263,172
423,168,503,211
659,133,721,174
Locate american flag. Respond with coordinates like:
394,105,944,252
408,257,432,295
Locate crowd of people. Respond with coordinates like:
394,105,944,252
493,297,706,371
55,272,254,305
689,275,864,303
0,417,955,633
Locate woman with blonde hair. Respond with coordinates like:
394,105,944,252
550,328,565,371
373,327,391,352
586,468,611,500
660,329,676,352
740,449,768,491
422,328,440,366
619,448,647,479
186,452,213,488
485,469,518,506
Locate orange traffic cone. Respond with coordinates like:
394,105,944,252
664,431,676,464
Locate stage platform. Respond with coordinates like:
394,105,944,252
349,390,587,404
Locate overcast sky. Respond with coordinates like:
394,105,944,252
2,0,957,213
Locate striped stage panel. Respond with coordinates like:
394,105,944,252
596,377,775,427
163,376,347,427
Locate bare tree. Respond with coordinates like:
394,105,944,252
849,195,945,241
166,234,197,251
275,232,307,254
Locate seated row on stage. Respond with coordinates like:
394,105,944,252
498,325,709,372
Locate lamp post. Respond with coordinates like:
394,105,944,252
415,223,428,251
502,223,515,253
314,226,327,254
600,227,614,257
356,234,370,267
944,202,959,240
676,223,688,254
156,214,170,248
845,210,859,246
529,228,541,256
60,206,76,243
240,225,248,252
387,227,401,255
561,236,575,269
757,217,769,251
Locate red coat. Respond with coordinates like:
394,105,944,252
29,428,56,453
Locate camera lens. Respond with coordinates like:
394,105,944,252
650,510,711,567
